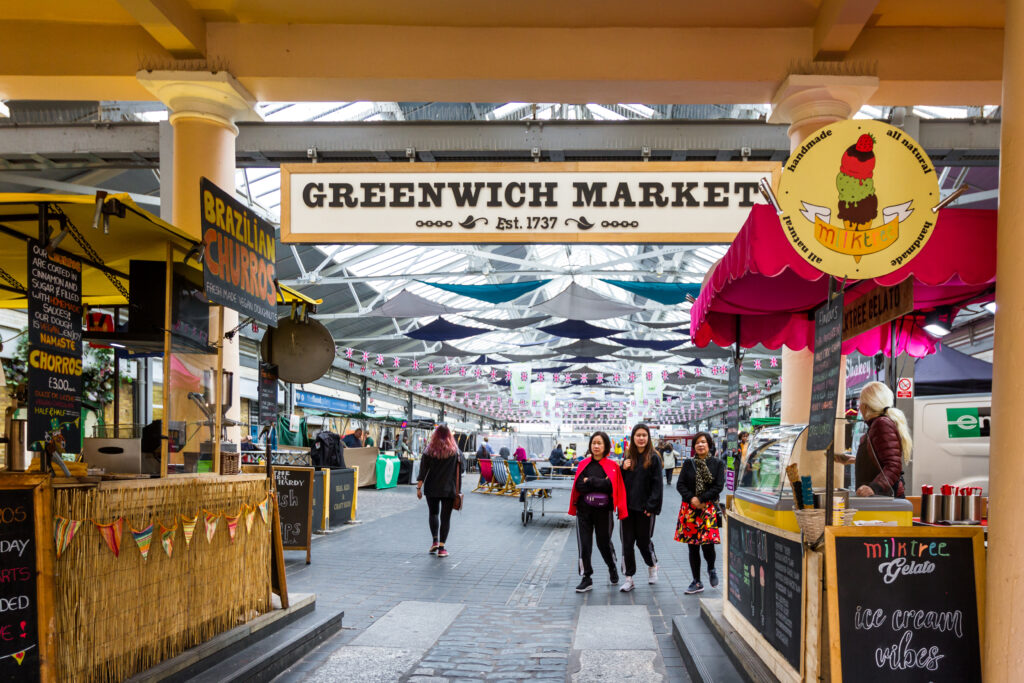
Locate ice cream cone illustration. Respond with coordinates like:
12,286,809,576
759,566,766,627
836,134,878,262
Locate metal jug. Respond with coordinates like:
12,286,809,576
3,407,32,471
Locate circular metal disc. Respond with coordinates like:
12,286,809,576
260,316,336,384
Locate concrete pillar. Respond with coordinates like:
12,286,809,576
986,1,1024,677
769,75,877,432
138,71,259,441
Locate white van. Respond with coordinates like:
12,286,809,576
909,393,990,495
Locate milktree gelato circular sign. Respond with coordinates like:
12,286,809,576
777,119,940,279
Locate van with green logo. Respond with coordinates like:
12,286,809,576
911,394,990,495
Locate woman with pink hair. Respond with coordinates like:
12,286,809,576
416,424,464,558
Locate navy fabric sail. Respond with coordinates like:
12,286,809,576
466,315,550,329
538,320,619,339
406,317,493,341
419,280,551,304
601,280,702,305
612,337,690,351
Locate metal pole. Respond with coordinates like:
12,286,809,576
113,306,120,432
825,277,837,527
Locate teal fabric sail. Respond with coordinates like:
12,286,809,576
418,279,551,304
601,280,701,305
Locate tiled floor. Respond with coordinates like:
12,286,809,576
273,482,728,681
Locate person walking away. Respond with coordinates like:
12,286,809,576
660,440,677,485
416,424,464,558
675,432,725,594
568,431,628,593
839,381,911,497
619,423,664,592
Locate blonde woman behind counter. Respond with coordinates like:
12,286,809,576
839,381,913,498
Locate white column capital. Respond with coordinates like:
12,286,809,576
768,74,879,130
136,70,260,134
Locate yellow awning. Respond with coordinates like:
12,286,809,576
0,193,199,308
278,283,322,307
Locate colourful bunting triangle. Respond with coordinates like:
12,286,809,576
131,523,154,561
258,497,269,525
159,522,176,558
181,515,198,547
95,518,123,558
224,514,239,543
11,651,25,665
204,511,219,544
245,506,256,534
54,515,82,559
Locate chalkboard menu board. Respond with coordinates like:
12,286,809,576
274,467,313,564
725,366,740,491
27,240,83,454
807,293,843,451
258,363,278,427
727,515,803,670
826,527,985,683
328,469,355,527
0,488,40,682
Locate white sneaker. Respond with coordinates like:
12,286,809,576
619,576,635,592
648,565,659,584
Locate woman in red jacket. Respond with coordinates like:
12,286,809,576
854,381,912,497
568,431,629,593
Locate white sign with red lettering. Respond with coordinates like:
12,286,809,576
896,377,914,399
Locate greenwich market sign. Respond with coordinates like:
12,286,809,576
280,162,780,244
777,120,940,279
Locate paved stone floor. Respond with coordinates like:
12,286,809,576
273,481,724,682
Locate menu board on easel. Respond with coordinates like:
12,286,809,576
273,467,313,564
0,477,55,683
825,526,985,683
26,240,83,454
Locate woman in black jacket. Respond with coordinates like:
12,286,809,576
618,423,664,592
416,425,464,558
675,431,726,594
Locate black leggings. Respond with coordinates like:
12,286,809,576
426,496,454,544
576,504,617,577
620,511,658,576
688,544,716,582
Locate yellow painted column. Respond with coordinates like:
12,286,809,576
986,1,1024,678
769,75,877,429
138,71,260,443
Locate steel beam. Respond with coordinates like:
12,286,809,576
0,119,1001,171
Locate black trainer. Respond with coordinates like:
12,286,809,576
576,576,594,593
709,569,719,588
685,580,704,594
609,567,619,585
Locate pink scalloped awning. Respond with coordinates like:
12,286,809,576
689,206,996,358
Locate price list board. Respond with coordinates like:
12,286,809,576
807,293,843,451
726,515,803,670
26,241,83,454
725,365,740,490
826,527,985,683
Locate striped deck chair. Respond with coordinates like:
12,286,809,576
505,460,523,495
491,458,510,494
474,458,494,492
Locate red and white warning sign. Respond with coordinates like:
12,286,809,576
896,377,914,399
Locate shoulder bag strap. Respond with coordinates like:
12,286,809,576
455,453,462,495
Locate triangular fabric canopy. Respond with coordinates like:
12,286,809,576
406,317,492,341
531,282,643,320
602,279,701,305
915,345,992,395
613,353,670,363
433,342,478,357
635,319,690,329
612,337,690,351
418,279,550,304
498,351,561,362
466,315,550,329
673,346,733,360
469,355,507,365
553,339,625,357
558,356,615,364
683,359,707,367
368,289,469,317
538,320,619,339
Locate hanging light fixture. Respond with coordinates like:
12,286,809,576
923,307,952,337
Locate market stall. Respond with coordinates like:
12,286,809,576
0,190,302,681
689,121,991,682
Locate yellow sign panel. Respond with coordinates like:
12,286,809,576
777,120,940,279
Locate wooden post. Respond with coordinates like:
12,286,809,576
160,243,172,478
214,305,224,474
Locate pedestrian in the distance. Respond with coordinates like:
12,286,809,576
660,440,677,485
675,431,726,594
568,431,628,593
416,424,464,558
618,423,663,592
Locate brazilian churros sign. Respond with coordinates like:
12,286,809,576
777,120,940,279
201,178,278,327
